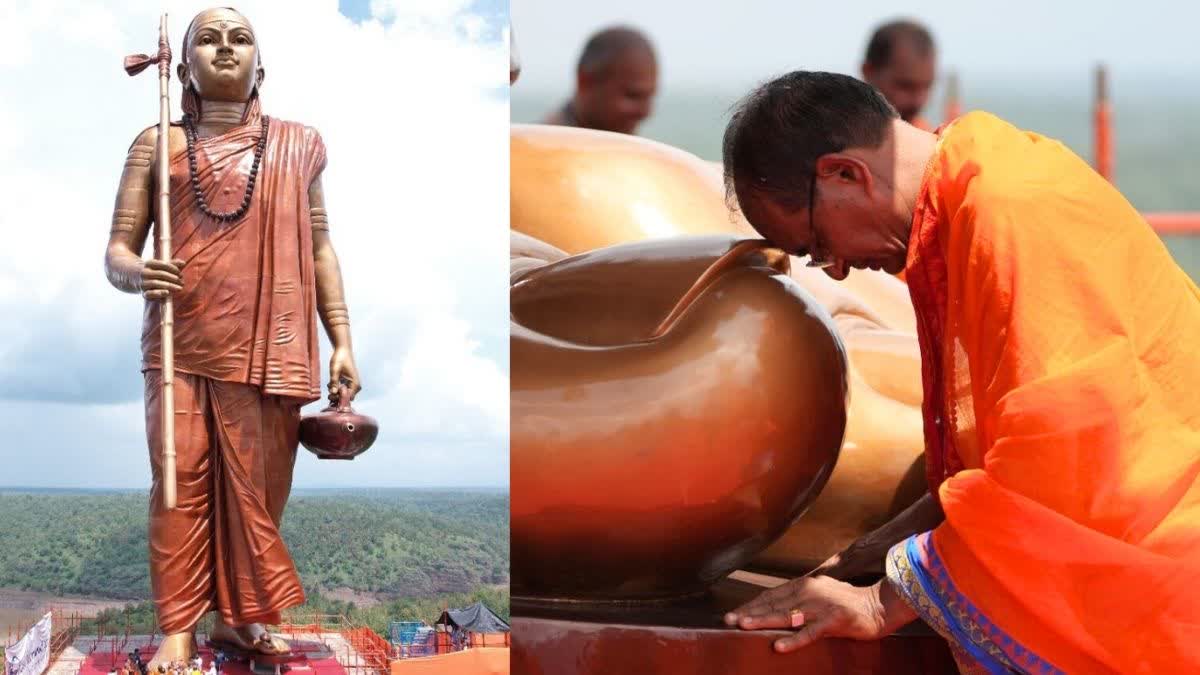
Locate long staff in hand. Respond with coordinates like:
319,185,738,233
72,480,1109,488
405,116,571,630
124,14,178,509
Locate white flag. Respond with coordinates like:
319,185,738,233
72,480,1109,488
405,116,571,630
4,613,52,675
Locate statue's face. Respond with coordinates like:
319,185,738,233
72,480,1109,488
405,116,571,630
182,8,262,103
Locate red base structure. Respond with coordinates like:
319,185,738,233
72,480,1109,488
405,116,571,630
77,641,348,675
512,575,957,674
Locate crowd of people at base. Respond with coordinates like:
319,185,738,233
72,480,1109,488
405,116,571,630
111,648,223,675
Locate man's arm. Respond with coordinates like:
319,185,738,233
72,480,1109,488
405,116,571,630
310,175,361,395
811,490,943,580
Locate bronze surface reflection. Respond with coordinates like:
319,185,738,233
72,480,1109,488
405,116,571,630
510,123,927,576
511,236,848,601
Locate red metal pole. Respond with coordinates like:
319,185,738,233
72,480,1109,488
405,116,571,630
943,70,962,123
1094,63,1113,182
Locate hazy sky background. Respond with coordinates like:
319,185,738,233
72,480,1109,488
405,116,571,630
0,0,509,488
511,0,1200,92
511,0,1200,211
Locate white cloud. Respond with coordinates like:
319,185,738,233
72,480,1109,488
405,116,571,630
0,0,509,487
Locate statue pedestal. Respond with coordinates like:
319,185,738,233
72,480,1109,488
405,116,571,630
206,639,332,674
512,574,958,675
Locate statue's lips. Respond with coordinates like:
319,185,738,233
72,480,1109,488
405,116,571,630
510,234,849,601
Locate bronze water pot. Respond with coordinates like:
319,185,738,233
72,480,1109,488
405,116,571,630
299,385,378,460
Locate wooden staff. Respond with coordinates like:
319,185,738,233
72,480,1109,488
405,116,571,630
124,14,177,509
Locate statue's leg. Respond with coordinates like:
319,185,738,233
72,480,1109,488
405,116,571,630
144,371,213,669
206,382,304,655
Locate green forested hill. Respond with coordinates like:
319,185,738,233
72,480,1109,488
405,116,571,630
0,489,509,602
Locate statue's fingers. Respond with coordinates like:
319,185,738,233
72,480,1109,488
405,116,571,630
142,270,183,285
144,259,182,275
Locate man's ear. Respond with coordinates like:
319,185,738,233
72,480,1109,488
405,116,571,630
815,154,871,186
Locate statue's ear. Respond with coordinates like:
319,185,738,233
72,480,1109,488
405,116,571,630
256,66,265,91
176,62,188,84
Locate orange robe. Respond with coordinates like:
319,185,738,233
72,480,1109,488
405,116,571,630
140,115,326,632
888,111,1200,672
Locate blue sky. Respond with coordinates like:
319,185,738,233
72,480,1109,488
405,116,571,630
0,0,510,488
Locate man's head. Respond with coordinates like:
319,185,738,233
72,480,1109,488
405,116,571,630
861,20,935,124
179,7,263,103
572,26,657,134
723,71,914,279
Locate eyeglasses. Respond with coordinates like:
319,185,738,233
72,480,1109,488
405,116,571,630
801,173,835,269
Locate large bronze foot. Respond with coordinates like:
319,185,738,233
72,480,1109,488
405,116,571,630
210,621,291,655
147,631,198,671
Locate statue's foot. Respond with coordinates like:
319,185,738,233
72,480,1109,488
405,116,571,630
210,621,290,655
147,631,197,671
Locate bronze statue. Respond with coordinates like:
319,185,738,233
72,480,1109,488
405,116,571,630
106,8,362,667
510,123,927,582
511,235,848,601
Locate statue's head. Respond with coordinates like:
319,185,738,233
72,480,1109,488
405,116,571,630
178,7,263,105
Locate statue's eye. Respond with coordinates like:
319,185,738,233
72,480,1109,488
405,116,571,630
199,35,213,45
236,35,250,45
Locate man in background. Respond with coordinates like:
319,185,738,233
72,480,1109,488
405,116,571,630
544,25,658,135
861,19,937,130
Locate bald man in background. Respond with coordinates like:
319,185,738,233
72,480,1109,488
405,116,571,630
861,20,937,130
544,26,658,135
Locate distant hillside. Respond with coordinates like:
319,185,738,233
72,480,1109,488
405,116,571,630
0,489,509,602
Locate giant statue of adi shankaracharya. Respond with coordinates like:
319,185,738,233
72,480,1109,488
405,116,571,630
105,8,363,667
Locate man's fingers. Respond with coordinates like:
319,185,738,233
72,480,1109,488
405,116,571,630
725,579,817,626
774,618,831,653
736,610,799,631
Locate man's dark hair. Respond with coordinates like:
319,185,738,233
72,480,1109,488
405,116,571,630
576,26,655,77
722,71,898,212
864,20,934,69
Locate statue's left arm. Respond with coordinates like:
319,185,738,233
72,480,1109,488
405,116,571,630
310,174,362,397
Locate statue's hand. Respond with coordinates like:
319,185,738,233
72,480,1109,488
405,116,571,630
329,347,362,399
141,258,185,301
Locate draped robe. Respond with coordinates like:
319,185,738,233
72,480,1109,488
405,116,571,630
139,114,326,632
886,111,1200,673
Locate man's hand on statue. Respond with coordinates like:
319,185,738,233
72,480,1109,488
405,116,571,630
328,347,362,398
723,576,907,653
140,258,185,301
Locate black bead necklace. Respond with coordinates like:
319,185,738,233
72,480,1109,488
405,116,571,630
182,113,269,222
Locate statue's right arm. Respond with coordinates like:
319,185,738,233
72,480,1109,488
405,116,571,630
105,128,155,293
105,127,183,299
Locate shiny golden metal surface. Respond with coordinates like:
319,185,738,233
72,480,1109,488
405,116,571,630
511,235,848,600
510,124,927,576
